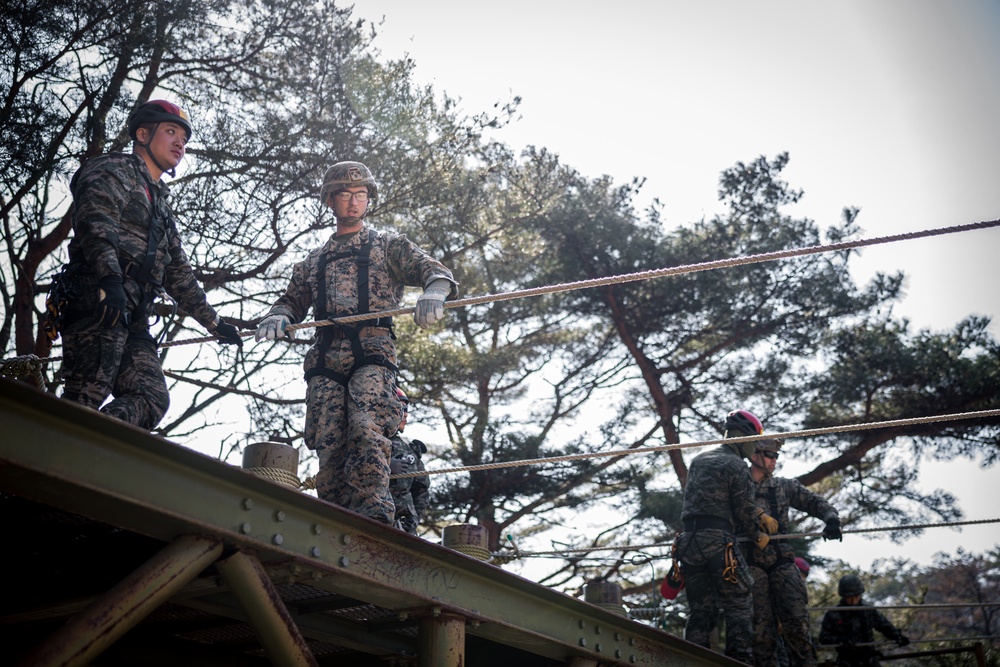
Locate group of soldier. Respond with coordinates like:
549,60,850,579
48,99,443,534
674,409,909,667
47,99,910,664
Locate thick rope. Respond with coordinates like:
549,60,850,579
0,355,46,389
391,408,1000,479
244,466,302,489
492,518,1000,559
79,217,998,355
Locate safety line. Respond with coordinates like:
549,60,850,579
392,408,1000,478
492,518,1000,559
126,217,1000,352
810,602,1000,612
818,636,999,648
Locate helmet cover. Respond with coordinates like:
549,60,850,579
320,161,378,204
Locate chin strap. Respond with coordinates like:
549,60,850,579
135,123,176,178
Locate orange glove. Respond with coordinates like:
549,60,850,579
756,508,779,535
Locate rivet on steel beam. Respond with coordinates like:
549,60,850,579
579,638,587,647
341,534,351,545
311,523,322,535
578,620,586,629
615,632,622,641
630,655,637,664
240,522,252,534
595,625,602,634
616,649,622,658
339,556,349,567
470,620,481,628
242,498,253,510
309,546,321,557
629,638,636,646
274,510,285,522
595,643,602,652
272,533,283,545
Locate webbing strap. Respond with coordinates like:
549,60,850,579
306,230,396,384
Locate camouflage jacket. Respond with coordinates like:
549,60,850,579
745,475,838,568
264,225,456,355
65,153,218,328
681,443,761,541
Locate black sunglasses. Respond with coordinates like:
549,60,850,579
760,451,780,460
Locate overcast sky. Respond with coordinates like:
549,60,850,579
352,0,1000,572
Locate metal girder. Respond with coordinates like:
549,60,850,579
16,535,224,667
0,379,736,667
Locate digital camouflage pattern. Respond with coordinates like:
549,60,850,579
819,601,903,667
390,434,430,534
746,475,838,667
676,443,764,665
262,226,457,326
264,225,455,525
60,153,220,428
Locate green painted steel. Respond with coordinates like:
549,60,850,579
0,379,736,666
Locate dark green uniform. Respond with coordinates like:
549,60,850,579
819,601,905,667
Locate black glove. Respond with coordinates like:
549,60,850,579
96,275,127,328
896,634,910,647
212,318,244,347
823,516,842,541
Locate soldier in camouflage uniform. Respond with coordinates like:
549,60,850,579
819,575,909,667
255,161,456,525
745,438,842,667
57,100,243,429
389,387,431,534
675,409,773,665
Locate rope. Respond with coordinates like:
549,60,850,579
89,217,999,354
491,517,1000,559
0,355,46,389
819,636,1000,648
810,602,1000,612
243,466,302,489
448,544,493,561
391,408,1000,479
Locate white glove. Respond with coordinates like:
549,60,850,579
255,314,291,341
414,279,451,329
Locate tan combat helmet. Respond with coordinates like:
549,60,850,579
319,161,378,206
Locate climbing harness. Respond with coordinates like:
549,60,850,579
303,229,397,387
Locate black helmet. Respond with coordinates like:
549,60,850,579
838,574,865,597
127,100,193,141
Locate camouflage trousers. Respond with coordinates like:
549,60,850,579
307,362,404,525
60,316,169,430
676,530,755,665
749,562,817,667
